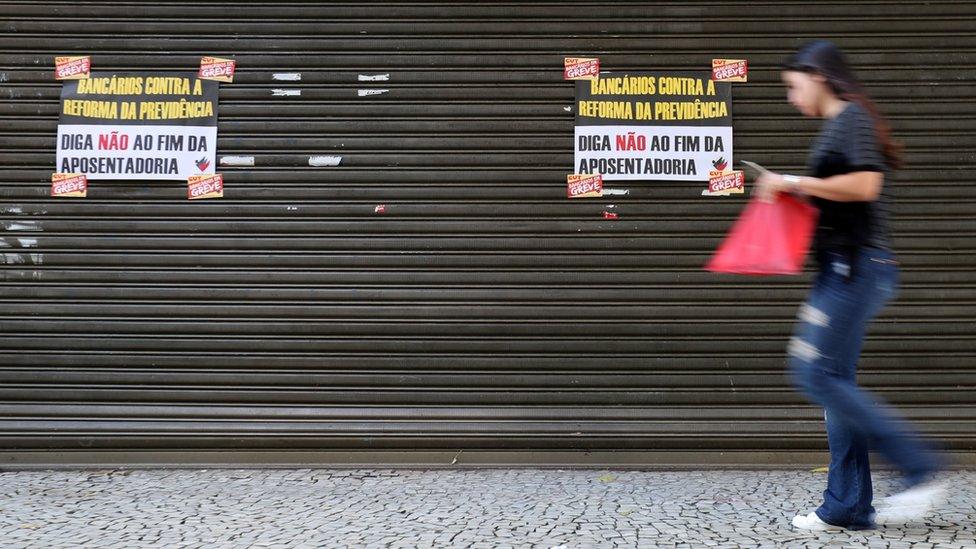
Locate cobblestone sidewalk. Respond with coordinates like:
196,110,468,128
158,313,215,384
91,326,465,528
0,468,973,548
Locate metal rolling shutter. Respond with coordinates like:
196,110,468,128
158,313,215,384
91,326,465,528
0,2,973,467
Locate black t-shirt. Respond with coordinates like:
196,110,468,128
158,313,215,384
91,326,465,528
806,102,892,254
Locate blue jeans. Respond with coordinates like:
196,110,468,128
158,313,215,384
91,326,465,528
788,247,941,529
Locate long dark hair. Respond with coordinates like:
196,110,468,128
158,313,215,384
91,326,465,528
783,40,902,169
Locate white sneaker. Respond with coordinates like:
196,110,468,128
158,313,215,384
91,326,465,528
874,480,948,524
792,511,844,531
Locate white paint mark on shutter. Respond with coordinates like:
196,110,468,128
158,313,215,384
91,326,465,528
220,156,255,167
309,156,342,167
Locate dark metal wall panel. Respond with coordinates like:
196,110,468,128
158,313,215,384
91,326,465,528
0,1,974,463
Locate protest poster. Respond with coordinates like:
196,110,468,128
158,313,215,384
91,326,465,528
712,59,748,82
54,56,91,80
574,71,733,182
56,72,218,181
199,57,236,83
567,174,604,198
188,173,223,200
50,173,88,197
564,57,600,80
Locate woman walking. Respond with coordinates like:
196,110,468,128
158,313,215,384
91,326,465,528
754,40,945,531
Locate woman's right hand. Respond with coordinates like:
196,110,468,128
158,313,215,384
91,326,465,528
753,171,788,203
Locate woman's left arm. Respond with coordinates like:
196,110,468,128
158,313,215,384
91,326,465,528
755,171,883,202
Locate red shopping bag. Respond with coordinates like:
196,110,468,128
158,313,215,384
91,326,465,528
705,193,818,275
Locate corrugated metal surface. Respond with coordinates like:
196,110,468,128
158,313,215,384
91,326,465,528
0,1,974,465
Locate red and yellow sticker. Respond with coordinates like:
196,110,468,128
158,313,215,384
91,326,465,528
567,174,604,198
711,59,748,82
51,173,88,197
188,173,224,200
705,170,745,196
54,56,91,80
564,57,600,80
199,56,236,83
